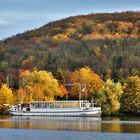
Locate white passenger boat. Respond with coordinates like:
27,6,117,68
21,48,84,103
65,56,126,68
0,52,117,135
9,100,101,117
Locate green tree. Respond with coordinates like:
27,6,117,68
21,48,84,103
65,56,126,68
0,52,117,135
122,75,140,114
0,61,9,72
100,79,123,115
55,68,65,84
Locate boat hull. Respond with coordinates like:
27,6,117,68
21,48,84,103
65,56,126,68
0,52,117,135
10,109,101,117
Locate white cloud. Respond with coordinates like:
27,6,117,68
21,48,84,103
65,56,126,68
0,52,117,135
0,20,7,25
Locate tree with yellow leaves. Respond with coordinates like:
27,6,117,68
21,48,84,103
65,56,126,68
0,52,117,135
100,79,123,115
0,84,13,108
52,34,69,42
71,66,103,99
122,75,140,114
19,70,63,103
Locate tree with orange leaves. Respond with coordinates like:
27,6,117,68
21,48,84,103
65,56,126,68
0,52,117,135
60,84,69,95
16,88,26,104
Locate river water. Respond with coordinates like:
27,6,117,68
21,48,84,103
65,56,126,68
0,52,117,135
0,116,139,140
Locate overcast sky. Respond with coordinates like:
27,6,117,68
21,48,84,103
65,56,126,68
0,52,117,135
0,0,140,40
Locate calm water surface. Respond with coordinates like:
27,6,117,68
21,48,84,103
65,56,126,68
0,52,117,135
0,116,139,133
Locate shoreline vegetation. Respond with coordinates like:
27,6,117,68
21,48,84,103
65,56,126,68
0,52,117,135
0,67,139,116
0,12,140,115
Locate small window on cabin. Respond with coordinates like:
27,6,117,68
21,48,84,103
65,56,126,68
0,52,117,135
49,103,51,108
81,103,85,107
42,103,45,108
35,103,39,108
44,103,46,108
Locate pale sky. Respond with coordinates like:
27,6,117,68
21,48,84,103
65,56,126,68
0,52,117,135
0,0,140,40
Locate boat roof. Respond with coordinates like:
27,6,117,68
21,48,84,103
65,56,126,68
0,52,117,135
31,100,88,103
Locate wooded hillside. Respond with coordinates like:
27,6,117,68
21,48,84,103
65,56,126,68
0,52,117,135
0,11,140,86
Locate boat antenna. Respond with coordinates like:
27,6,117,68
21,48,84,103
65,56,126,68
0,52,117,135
79,83,81,101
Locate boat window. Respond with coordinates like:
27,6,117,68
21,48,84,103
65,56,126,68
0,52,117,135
81,102,86,107
35,103,37,108
32,101,81,109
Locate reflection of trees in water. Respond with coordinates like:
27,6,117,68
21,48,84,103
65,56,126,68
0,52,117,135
101,117,122,133
0,116,13,128
101,116,140,133
0,116,139,133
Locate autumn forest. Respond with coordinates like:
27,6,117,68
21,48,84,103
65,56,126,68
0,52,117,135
0,12,140,115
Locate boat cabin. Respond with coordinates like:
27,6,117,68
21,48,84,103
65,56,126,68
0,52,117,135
30,100,90,109
9,100,93,113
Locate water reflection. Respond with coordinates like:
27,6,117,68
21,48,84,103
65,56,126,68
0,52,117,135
0,116,101,131
0,116,139,133
101,116,140,133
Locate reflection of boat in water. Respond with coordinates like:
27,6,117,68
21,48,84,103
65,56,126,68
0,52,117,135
10,116,101,131
0,116,101,131
11,116,101,123
9,100,101,117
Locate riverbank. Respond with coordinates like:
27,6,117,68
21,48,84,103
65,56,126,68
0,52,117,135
0,129,139,140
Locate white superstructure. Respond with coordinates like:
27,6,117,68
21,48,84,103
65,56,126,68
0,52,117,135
9,100,101,117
